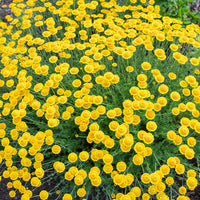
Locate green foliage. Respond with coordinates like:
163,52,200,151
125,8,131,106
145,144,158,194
119,0,200,25
156,0,200,25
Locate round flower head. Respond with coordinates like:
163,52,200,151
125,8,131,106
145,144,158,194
49,56,58,63
141,173,151,184
132,154,144,165
62,194,72,200
39,190,49,200
9,191,16,198
170,91,181,101
77,188,86,197
53,161,65,173
146,121,157,132
116,161,127,172
79,151,89,162
52,145,61,154
68,152,78,163
141,62,151,70
166,177,174,185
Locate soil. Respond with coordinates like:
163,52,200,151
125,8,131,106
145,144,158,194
0,175,60,200
187,186,200,200
0,0,13,22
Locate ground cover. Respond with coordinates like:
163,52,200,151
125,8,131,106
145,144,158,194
0,0,200,200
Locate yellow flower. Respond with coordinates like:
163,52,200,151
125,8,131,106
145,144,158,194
113,174,124,186
179,186,187,195
167,130,176,141
175,164,185,175
102,154,113,164
146,121,157,132
74,175,84,186
170,44,178,51
109,121,119,131
67,167,78,178
142,193,150,200
48,118,59,128
194,69,200,74
158,84,169,94
155,75,165,83
68,152,78,163
107,110,116,119
53,161,65,173
77,188,86,197
116,162,127,172
35,168,44,179
187,137,196,147
122,51,133,59
141,62,151,70
62,194,72,200
178,126,189,137
62,111,71,120
156,33,165,41
173,135,182,145
49,56,58,63
39,190,49,200
104,72,114,81
186,102,196,112
182,88,191,96
134,142,145,154
160,165,170,176
45,136,54,146
138,81,147,88
93,52,102,60
165,177,174,185
186,177,197,188
132,114,141,125
126,66,134,72
185,148,195,159
167,157,177,168
187,169,196,177
52,145,61,154
137,74,147,82
145,110,155,120
143,133,154,144
9,191,16,198
179,144,189,155
18,148,27,158
170,91,181,101
132,154,144,165
111,75,120,84
168,72,177,80
10,171,18,181
30,177,41,187
154,48,165,58
79,151,89,162
148,185,157,195
179,80,188,87
89,169,100,180
31,149,42,160
150,172,161,185
192,88,200,97
173,52,182,60
72,79,82,88
104,137,115,148
157,97,167,107
103,164,113,174
64,171,74,181
141,173,151,184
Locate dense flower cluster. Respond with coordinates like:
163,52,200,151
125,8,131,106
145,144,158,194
0,0,200,199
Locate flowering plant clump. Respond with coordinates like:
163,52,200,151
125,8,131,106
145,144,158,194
0,0,200,199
